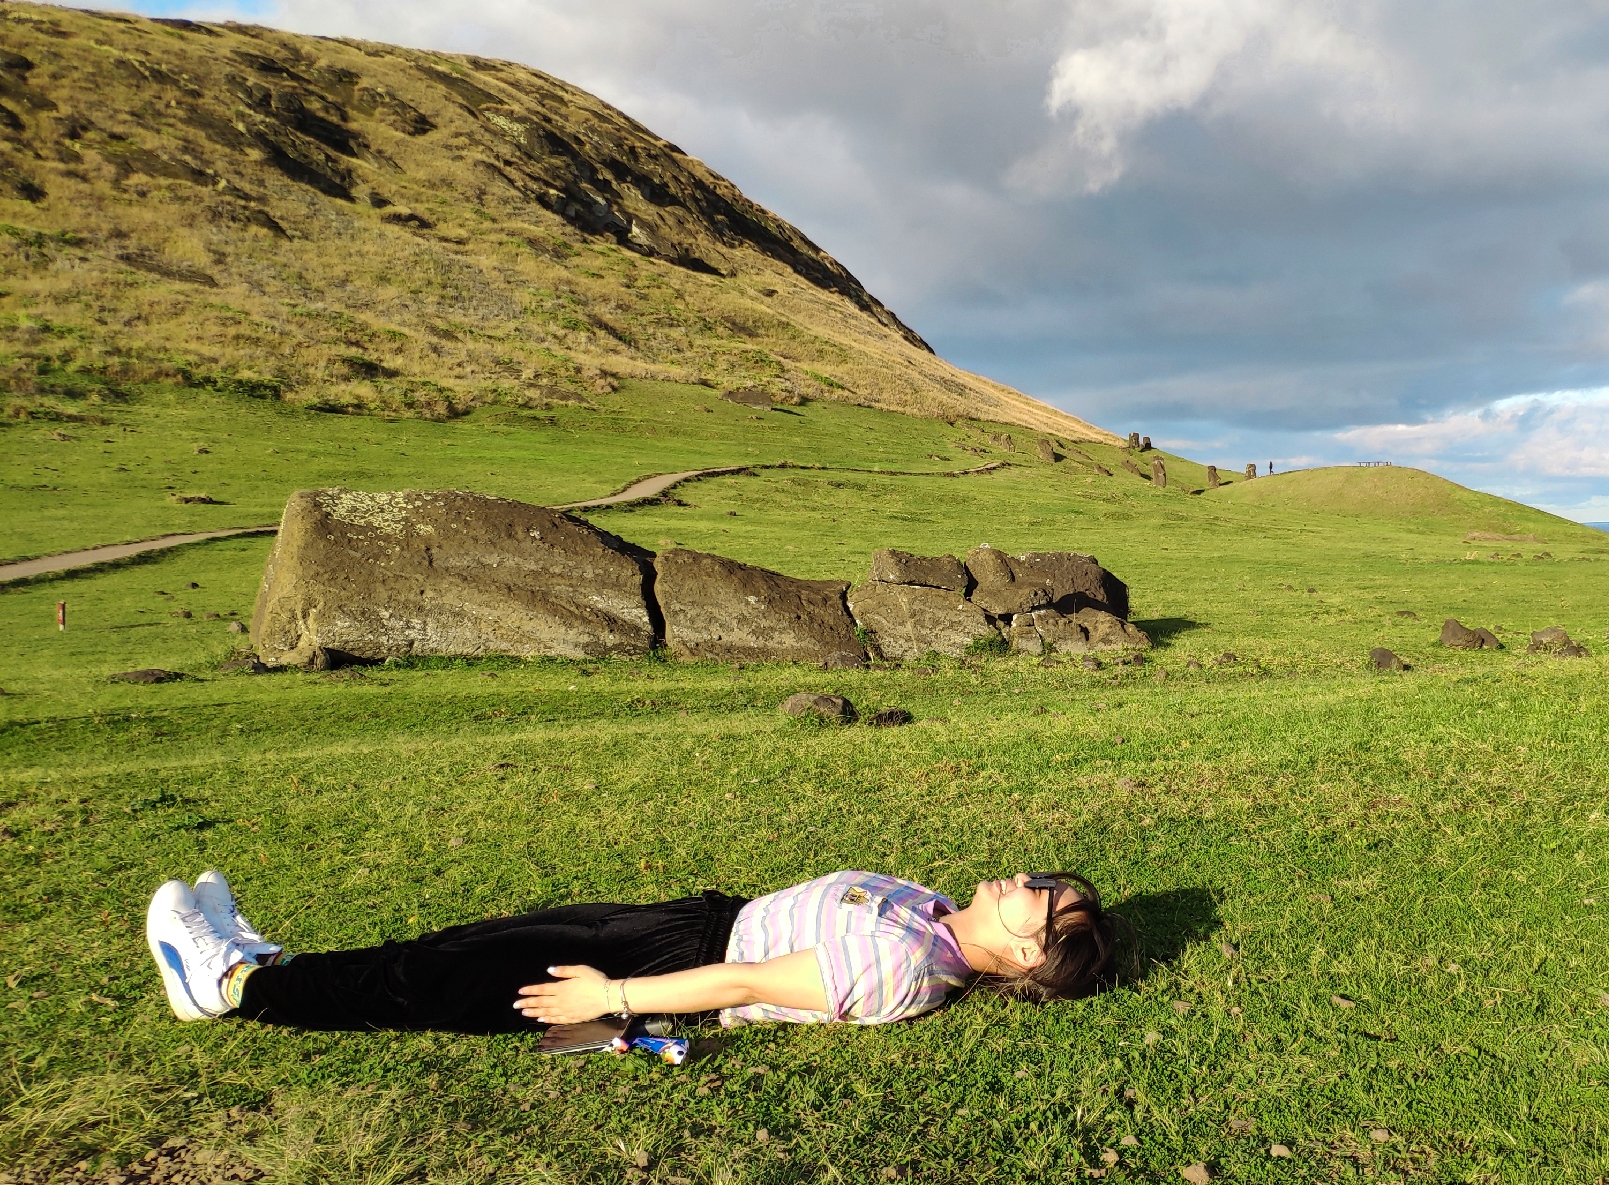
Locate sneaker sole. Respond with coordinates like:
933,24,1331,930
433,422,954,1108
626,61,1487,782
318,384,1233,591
145,891,206,1022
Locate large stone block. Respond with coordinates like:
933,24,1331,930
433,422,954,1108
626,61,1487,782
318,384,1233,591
963,545,1049,617
657,549,865,664
251,489,655,665
867,548,968,592
964,546,1130,621
1011,607,1150,654
1073,608,1151,650
847,581,998,660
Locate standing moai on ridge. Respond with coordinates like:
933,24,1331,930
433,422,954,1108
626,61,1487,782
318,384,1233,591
1128,431,1141,449
1151,457,1167,488
1141,436,1152,451
1245,463,1257,479
1207,465,1220,488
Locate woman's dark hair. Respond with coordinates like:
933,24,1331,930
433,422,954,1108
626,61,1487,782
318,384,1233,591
991,872,1138,1003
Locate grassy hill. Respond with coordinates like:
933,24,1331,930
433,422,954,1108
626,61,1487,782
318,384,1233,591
0,1,1109,441
3,383,1609,1182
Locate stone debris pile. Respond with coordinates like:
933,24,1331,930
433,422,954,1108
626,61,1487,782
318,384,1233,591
250,490,1150,667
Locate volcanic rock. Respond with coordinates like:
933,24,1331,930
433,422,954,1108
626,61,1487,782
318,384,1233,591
1207,465,1219,489
1441,619,1501,650
1006,615,1044,655
1006,552,1131,619
657,549,864,664
966,546,1129,620
847,581,998,660
867,548,968,592
868,707,913,727
1074,609,1151,650
251,489,656,665
110,668,185,683
1151,457,1167,488
1036,437,1057,463
1369,647,1406,670
781,692,856,721
1529,625,1589,656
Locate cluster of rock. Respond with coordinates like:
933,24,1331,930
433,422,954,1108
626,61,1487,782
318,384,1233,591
249,489,1150,668
848,547,1146,661
1441,618,1502,650
1528,625,1589,657
1438,619,1589,656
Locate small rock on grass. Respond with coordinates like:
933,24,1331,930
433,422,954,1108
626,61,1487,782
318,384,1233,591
1181,1163,1212,1184
1331,994,1355,1008
1172,1000,1192,1014
1229,1119,1254,1134
1369,1128,1391,1142
1081,656,1102,671
109,668,186,684
228,620,247,633
781,692,856,722
1120,1134,1139,1146
1269,1145,1292,1159
1370,647,1406,670
218,658,268,675
869,707,913,727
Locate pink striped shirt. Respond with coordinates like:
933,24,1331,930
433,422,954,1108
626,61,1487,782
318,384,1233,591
720,871,973,1026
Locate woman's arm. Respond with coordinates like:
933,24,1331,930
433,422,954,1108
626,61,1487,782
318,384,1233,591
514,949,829,1024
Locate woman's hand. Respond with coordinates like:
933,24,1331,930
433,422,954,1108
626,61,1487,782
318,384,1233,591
513,965,614,1023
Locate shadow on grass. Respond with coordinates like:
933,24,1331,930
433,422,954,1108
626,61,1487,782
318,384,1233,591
1117,886,1222,978
1132,618,1209,647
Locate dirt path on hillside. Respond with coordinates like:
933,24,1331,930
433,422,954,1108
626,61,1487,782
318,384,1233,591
0,526,280,584
2,461,1010,582
551,460,1008,510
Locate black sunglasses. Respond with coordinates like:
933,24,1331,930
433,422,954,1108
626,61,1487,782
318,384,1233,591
1023,871,1104,951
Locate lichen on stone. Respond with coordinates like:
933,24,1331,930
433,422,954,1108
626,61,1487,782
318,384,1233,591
317,489,436,537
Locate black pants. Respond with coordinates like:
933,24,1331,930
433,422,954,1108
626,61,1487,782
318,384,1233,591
237,891,749,1034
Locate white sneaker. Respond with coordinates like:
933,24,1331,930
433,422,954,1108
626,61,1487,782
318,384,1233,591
145,878,244,1019
194,869,282,965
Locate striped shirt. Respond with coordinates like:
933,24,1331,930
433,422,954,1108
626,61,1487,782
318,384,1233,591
720,871,973,1026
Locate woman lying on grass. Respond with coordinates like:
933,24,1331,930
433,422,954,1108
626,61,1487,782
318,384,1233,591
145,869,1131,1031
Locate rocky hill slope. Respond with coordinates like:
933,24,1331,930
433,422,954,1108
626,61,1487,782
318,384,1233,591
0,2,1114,440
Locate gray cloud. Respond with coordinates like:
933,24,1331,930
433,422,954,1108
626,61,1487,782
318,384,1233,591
113,0,1609,511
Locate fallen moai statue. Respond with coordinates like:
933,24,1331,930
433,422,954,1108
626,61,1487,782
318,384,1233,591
252,489,657,665
251,491,1147,667
847,581,998,661
656,549,865,666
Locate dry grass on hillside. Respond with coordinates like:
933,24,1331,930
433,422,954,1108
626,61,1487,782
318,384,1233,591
0,2,1115,442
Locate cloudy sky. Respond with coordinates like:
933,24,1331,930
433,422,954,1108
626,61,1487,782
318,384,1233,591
107,0,1609,521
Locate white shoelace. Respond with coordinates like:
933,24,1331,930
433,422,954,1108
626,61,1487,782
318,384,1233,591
177,907,221,953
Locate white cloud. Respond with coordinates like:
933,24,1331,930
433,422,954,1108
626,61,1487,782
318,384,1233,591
1026,0,1384,192
1335,390,1609,479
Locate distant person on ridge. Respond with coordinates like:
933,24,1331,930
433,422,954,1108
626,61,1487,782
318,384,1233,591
144,869,1132,1031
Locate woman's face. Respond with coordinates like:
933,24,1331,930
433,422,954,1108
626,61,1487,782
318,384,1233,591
962,873,1082,972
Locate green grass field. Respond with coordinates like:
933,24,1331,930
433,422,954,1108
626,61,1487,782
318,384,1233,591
2,382,1607,1183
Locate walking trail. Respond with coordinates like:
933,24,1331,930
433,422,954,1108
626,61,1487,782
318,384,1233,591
1,460,1008,582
